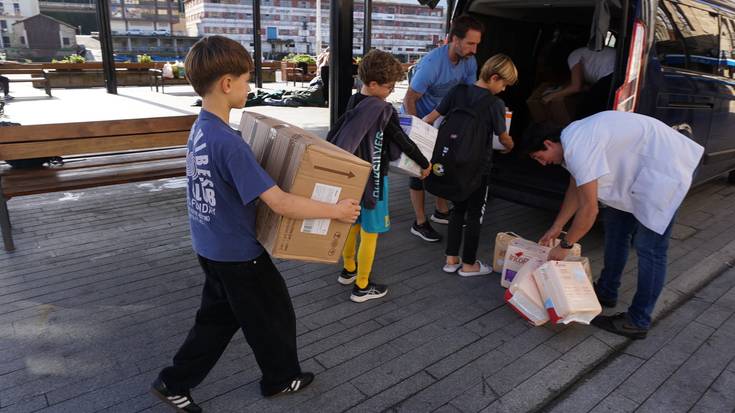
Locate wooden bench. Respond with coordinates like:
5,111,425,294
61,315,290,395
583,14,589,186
0,68,52,97
0,115,196,251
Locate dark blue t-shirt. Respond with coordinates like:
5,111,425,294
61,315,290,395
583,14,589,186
186,110,275,261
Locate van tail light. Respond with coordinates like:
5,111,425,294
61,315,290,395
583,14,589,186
614,20,647,112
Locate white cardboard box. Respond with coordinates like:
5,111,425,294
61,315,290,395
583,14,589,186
389,115,437,177
492,111,513,150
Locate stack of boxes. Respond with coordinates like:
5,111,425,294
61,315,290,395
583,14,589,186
240,111,371,263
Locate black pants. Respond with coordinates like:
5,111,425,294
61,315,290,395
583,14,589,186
0,76,8,96
445,177,489,263
160,253,301,395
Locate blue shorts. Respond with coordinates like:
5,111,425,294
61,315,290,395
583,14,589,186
358,177,390,234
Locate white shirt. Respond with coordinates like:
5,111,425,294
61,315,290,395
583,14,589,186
561,111,704,235
567,47,616,84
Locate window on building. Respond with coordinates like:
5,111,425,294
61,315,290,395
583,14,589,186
659,0,719,75
3,36,10,46
0,21,5,30
266,26,277,40
20,36,25,45
63,37,70,46
13,3,19,14
0,4,4,14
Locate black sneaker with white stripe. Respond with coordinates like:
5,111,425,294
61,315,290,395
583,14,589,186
150,377,202,413
338,268,357,285
350,282,388,303
262,372,315,397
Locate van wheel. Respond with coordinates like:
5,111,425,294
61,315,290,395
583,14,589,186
729,170,735,184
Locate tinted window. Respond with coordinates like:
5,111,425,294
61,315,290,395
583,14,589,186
662,0,720,74
655,3,687,70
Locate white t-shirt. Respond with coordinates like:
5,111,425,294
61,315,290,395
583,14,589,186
567,47,616,84
561,111,704,234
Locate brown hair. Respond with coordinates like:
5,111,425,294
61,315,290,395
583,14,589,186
449,15,484,41
184,35,253,96
358,49,405,85
479,53,518,85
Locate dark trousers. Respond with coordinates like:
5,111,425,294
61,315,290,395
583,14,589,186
445,177,489,264
596,207,675,329
0,76,8,96
160,252,301,394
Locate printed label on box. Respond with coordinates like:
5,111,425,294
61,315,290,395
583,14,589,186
301,183,342,235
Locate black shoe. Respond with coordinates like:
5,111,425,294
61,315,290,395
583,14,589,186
262,372,315,397
350,282,388,303
593,283,618,308
338,268,356,285
150,377,203,413
410,221,441,242
3,95,13,101
591,312,648,340
430,208,452,225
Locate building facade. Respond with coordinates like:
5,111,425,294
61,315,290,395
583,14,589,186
184,0,444,60
8,13,77,59
39,0,185,35
0,0,40,48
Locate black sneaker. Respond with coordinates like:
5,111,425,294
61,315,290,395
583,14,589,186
3,95,13,101
150,377,202,413
430,208,452,225
262,372,315,397
410,221,441,242
591,312,648,340
338,268,356,285
593,283,618,308
350,282,388,303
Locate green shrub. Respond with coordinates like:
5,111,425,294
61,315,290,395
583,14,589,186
282,53,315,65
137,54,152,64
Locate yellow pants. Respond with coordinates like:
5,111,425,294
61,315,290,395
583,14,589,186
342,224,378,289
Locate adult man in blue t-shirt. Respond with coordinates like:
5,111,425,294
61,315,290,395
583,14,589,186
401,15,483,243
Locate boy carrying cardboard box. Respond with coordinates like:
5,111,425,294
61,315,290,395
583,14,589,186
151,36,361,412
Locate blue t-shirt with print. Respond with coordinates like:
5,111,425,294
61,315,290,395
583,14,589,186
402,44,477,118
186,110,275,262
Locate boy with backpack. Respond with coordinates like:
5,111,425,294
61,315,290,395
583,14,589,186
150,36,361,412
423,54,517,276
327,50,431,302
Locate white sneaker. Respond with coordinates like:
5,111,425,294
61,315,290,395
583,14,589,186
458,261,492,277
442,262,462,273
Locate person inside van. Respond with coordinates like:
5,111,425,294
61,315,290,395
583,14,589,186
541,46,615,119
523,111,704,340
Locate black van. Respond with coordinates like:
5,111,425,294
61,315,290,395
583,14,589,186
454,0,735,209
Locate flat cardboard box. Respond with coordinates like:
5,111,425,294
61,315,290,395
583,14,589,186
505,257,549,326
389,115,437,177
532,261,602,325
240,111,371,263
526,83,582,127
492,111,513,150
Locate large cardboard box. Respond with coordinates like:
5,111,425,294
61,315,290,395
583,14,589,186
240,111,371,263
526,83,582,126
389,115,437,177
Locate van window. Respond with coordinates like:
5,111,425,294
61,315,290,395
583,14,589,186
660,0,720,75
655,3,687,70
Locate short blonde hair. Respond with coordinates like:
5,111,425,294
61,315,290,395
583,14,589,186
479,53,518,85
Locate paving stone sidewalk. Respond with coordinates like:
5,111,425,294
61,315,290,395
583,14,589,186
1,104,734,412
